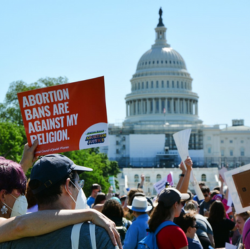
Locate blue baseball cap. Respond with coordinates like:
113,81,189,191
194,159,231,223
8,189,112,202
30,154,92,194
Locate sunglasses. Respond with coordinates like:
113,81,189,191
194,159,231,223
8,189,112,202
190,224,199,229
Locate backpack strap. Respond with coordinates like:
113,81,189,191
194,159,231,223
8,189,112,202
89,223,96,249
71,223,83,249
155,221,178,235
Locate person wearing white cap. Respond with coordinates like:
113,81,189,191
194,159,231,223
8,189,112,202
123,196,152,249
147,188,190,249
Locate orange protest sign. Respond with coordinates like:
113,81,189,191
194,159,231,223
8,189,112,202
17,76,109,156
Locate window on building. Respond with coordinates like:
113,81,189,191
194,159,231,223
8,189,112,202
201,174,206,182
153,189,157,195
161,60,163,64
146,176,150,182
134,174,139,182
165,60,168,64
230,150,233,156
221,149,224,156
142,82,144,89
167,81,169,88
181,82,183,88
156,174,161,182
241,140,244,143
152,61,155,64
151,81,154,88
138,83,140,90
116,149,120,154
116,141,119,145
230,140,233,143
221,140,224,143
157,61,159,64
208,147,211,154
185,82,187,89
149,61,151,65
156,81,159,88
161,81,164,88
146,82,148,89
172,81,174,88
240,148,245,156
177,81,179,88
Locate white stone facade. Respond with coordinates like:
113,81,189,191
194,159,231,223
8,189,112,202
100,10,250,194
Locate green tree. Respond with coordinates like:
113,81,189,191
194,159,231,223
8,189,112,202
0,77,120,193
0,122,26,162
0,77,68,125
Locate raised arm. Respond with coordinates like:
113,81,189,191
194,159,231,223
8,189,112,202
138,174,145,189
176,162,186,191
19,140,38,174
0,209,122,248
178,157,192,193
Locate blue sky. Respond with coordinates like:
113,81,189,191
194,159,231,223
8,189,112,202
1,1,250,127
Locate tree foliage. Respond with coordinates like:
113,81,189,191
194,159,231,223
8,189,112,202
0,122,26,162
0,77,68,125
0,77,120,196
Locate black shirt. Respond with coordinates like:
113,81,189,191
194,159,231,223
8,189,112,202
208,218,235,248
199,200,214,216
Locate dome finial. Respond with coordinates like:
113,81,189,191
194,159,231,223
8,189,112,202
157,8,164,27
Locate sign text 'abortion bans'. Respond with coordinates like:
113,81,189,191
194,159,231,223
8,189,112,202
18,77,109,156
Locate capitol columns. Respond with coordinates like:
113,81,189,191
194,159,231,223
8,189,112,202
140,99,143,114
126,101,128,117
147,99,150,114
153,98,156,113
165,98,168,113
177,98,180,113
159,98,162,114
171,98,174,113
195,101,198,115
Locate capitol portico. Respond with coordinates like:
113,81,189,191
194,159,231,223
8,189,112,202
100,9,250,196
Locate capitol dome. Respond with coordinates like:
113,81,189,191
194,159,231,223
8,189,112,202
124,8,202,126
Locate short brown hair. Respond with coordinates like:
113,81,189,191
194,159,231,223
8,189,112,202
235,211,250,221
175,212,196,233
127,188,143,205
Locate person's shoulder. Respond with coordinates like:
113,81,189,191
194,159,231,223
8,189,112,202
79,223,115,249
0,242,10,249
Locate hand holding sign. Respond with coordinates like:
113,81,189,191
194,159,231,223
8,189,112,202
173,129,204,201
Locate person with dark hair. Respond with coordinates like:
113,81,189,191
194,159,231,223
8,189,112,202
210,189,220,199
147,188,189,249
0,145,121,248
87,183,101,207
175,212,203,249
0,154,117,249
185,201,215,248
213,186,220,192
193,182,205,205
208,200,235,248
123,196,152,249
234,211,250,248
242,217,250,249
92,192,106,212
199,186,214,216
102,198,131,244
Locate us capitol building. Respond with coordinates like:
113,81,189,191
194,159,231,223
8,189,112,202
100,9,250,195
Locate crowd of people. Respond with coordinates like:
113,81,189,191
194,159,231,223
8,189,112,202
0,140,250,249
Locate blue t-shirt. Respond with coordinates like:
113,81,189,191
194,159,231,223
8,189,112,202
193,195,204,205
87,196,95,207
123,213,149,249
187,237,203,249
